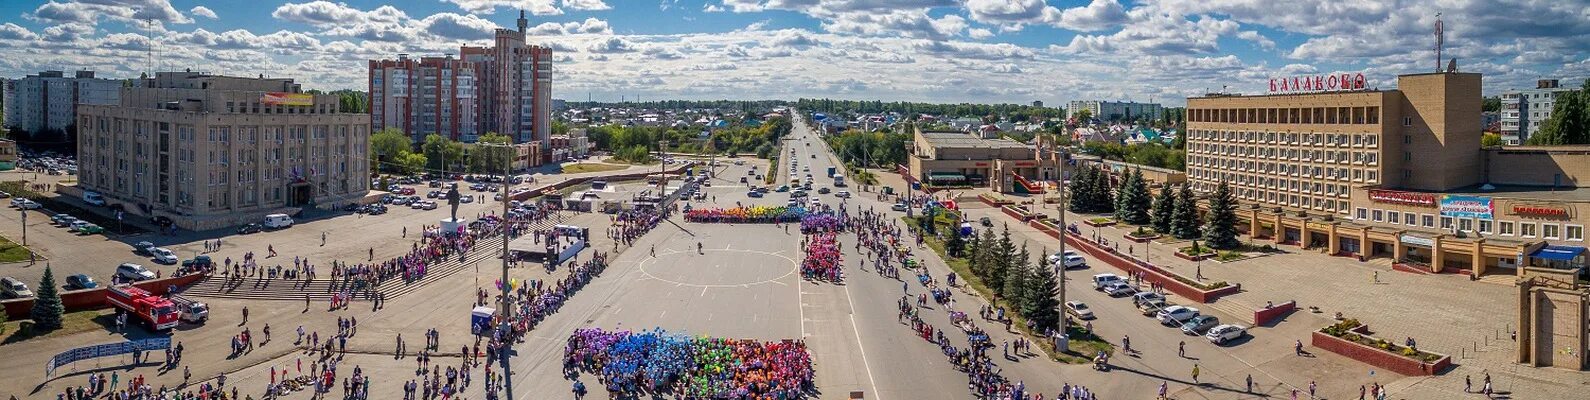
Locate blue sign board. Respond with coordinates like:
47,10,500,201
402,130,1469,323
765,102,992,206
46,338,170,376
1439,195,1494,219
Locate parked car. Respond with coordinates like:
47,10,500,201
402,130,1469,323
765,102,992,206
17,199,41,209
1065,301,1095,320
836,190,851,198
1053,254,1087,269
1131,292,1166,307
1,276,33,299
77,224,104,234
979,216,993,227
817,187,831,194
237,223,263,234
776,185,790,192
150,247,179,264
116,263,157,281
68,220,91,232
460,196,474,203
1103,282,1138,297
133,241,156,255
421,201,437,210
1181,315,1221,335
1092,273,1124,290
892,203,909,212
747,191,764,198
66,274,98,290
1138,299,1171,317
51,214,78,226
1157,306,1201,326
1205,324,1248,345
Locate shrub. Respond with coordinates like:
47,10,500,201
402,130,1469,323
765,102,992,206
1401,347,1418,357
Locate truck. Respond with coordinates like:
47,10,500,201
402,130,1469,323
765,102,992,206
833,173,846,187
169,295,210,324
106,285,179,330
826,166,837,178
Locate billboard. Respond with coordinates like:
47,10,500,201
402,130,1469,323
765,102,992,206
1439,195,1493,219
262,92,313,106
46,338,170,376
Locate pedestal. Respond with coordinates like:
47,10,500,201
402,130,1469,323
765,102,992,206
441,217,469,234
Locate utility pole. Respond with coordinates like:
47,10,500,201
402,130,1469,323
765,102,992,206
1056,149,1069,353
22,209,32,265
490,143,515,400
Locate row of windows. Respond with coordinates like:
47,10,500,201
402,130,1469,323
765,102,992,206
1191,181,1350,213
223,101,338,115
1355,208,1585,241
1190,106,1381,125
1190,171,1355,199
1186,129,1380,148
1188,159,1379,185
1188,144,1380,166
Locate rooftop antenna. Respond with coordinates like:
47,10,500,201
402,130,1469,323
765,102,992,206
1434,12,1444,73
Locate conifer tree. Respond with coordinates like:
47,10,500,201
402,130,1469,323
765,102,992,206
1024,251,1062,333
30,265,64,330
1203,180,1242,249
1151,183,1175,233
1003,243,1033,307
1171,183,1202,239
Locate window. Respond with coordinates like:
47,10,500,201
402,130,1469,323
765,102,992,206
1479,220,1492,234
1544,224,1560,240
1354,208,1367,220
1500,221,1515,236
1372,210,1384,222
1522,222,1537,238
1459,218,1474,232
1405,212,1417,226
1440,216,1453,229
1386,211,1399,224
1403,116,1412,126
1422,214,1434,227
1569,225,1584,241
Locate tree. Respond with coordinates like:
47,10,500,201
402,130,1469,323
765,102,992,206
30,265,64,330
467,133,514,174
1151,183,1175,234
421,134,464,172
1203,181,1241,249
1023,251,1061,333
1115,168,1152,225
1483,96,1501,112
1528,80,1590,145
397,151,428,175
945,228,967,257
1481,133,1503,147
370,128,411,171
988,227,1017,298
1073,109,1093,124
1003,243,1033,309
970,227,997,286
1067,165,1093,213
1090,166,1115,214
1170,184,1201,239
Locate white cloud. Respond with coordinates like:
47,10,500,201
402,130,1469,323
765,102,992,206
420,13,501,40
585,36,637,53
965,0,1062,29
530,18,612,35
190,6,218,20
0,23,40,41
1056,0,1127,32
442,0,562,15
563,0,613,12
968,28,994,40
31,0,194,25
1236,30,1274,50
703,4,726,13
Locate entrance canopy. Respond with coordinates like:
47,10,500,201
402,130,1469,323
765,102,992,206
1531,245,1586,261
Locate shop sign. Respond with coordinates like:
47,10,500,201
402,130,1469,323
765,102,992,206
1399,234,1434,247
1512,204,1570,218
1439,195,1494,219
1368,189,1436,207
1015,161,1036,167
975,162,989,167
1269,73,1368,94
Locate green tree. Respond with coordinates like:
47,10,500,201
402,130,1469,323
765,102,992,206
397,151,428,175
1151,183,1175,233
1481,133,1504,147
30,265,64,330
1003,243,1033,309
1023,251,1062,333
466,133,514,174
421,134,464,172
970,227,997,285
1073,109,1093,124
1067,165,1093,213
1115,168,1152,225
945,228,967,257
1091,166,1115,214
370,128,411,171
1170,183,1201,239
1482,96,1501,112
1528,80,1590,145
988,227,1017,298
1203,181,1241,249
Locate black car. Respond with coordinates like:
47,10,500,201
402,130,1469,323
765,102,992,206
980,217,994,227
366,205,388,215
237,223,263,234
342,203,361,212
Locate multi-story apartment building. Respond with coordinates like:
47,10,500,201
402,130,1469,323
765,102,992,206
1066,100,1163,122
1499,79,1579,144
77,72,370,230
2,70,122,136
369,55,478,143
369,11,554,166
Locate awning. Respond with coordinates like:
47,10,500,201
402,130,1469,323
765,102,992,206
1530,245,1586,261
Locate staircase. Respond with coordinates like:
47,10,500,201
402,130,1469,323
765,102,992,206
181,216,564,302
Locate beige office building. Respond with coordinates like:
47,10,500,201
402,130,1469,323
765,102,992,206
77,72,370,230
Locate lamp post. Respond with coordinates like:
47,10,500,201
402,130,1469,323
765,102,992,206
22,209,32,265
1056,148,1069,353
474,142,516,399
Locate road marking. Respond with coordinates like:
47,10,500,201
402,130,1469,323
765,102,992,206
700,286,709,297
847,313,882,400
659,310,667,318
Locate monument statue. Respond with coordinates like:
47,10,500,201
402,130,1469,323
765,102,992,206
446,184,462,221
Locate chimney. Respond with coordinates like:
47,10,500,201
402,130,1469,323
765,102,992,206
517,9,528,34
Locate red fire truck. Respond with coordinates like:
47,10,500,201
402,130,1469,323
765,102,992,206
106,285,179,331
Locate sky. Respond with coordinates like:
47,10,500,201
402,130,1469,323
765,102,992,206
0,0,1586,107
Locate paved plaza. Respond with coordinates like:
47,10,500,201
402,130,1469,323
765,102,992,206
1,118,1586,400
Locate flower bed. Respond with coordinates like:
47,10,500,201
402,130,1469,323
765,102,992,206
1175,245,1216,261
1001,205,1036,221
978,193,1014,206
1123,227,1162,243
1312,319,1452,376
1083,217,1116,227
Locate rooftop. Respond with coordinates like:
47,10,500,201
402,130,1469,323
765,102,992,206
919,131,1028,150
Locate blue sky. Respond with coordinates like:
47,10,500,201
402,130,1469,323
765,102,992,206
0,1,1586,106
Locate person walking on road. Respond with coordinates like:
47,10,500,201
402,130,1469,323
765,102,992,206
1246,374,1253,393
1178,341,1186,358
1191,363,1200,384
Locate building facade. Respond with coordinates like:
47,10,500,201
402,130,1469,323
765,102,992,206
1186,71,1590,277
2,70,121,136
1500,79,1579,144
77,72,370,230
461,10,553,159
1066,100,1163,122
369,55,478,143
904,128,1060,193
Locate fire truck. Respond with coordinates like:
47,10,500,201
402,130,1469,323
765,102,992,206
106,285,179,331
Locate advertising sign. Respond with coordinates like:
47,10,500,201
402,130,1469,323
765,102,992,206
1439,195,1494,219
46,338,170,375
1513,204,1570,218
1368,189,1437,207
262,92,313,106
1269,73,1368,94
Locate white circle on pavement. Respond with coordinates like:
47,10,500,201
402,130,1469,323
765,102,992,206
638,248,798,288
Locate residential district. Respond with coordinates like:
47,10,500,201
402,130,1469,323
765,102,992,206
0,14,1589,400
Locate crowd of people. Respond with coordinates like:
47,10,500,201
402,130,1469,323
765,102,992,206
684,206,808,223
800,233,844,283
562,328,815,399
797,213,844,234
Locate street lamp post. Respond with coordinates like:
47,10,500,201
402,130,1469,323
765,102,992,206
22,209,32,265
477,143,515,399
1056,150,1069,353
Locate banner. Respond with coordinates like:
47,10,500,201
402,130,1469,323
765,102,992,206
1440,195,1493,219
46,338,170,376
262,92,313,106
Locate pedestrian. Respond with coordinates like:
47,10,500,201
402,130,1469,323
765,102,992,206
1465,375,1471,393
1309,380,1316,398
1295,339,1305,356
1245,374,1253,393
1191,363,1200,384
1178,341,1186,358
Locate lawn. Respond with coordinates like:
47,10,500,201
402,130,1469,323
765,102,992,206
0,235,33,262
561,163,630,174
908,217,1116,364
1,310,110,344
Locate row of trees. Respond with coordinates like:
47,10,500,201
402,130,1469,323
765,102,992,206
303,89,369,114
796,98,1064,123
1069,165,1241,249
825,129,910,168
944,226,1062,333
1525,78,1590,145
565,100,790,112
369,129,515,175
585,117,793,163
1080,141,1186,171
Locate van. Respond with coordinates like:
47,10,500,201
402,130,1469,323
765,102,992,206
83,191,106,206
1092,273,1124,290
263,213,294,229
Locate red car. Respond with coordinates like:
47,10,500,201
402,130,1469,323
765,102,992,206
399,187,416,195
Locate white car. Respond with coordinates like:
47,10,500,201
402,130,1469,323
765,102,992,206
1046,250,1081,265
1205,324,1248,345
150,247,179,264
17,199,41,209
1157,306,1201,326
1053,254,1086,269
1065,301,1095,320
892,203,909,212
116,263,157,281
1103,281,1138,297
422,201,438,210
835,191,851,198
1131,292,1165,307
1092,273,1124,290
